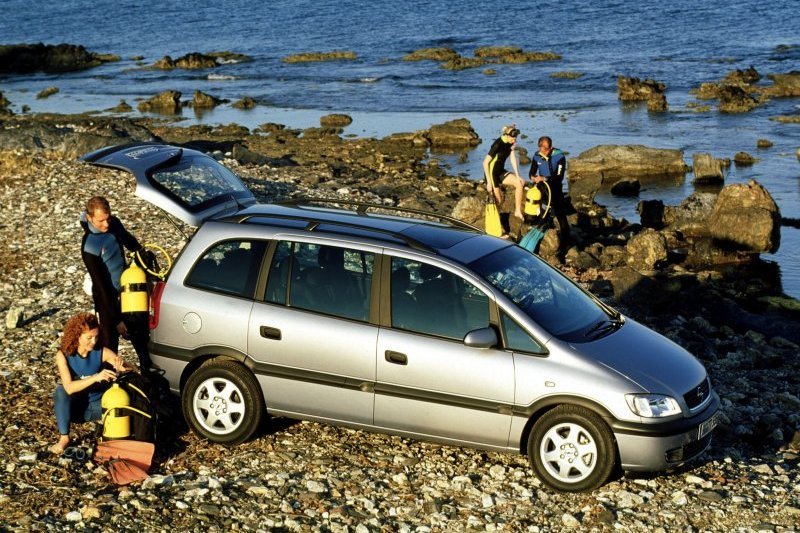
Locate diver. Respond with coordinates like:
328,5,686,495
483,124,525,222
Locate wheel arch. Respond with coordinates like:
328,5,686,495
178,345,251,394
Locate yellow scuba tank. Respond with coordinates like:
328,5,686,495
120,260,148,314
101,383,131,440
524,185,543,216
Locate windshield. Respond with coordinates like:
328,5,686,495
470,246,613,342
150,154,250,209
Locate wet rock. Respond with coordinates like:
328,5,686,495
320,114,353,127
283,51,357,63
638,199,665,228
190,90,228,109
36,86,59,99
441,56,487,71
611,178,640,196
771,115,800,124
107,100,133,113
427,118,480,148
756,138,773,148
232,96,257,110
723,66,760,85
550,71,583,79
138,90,182,114
568,144,689,200
0,43,119,73
733,151,758,165
764,72,800,97
626,228,668,270
151,53,223,70
0,92,12,116
474,46,560,63
402,47,459,61
482,68,497,75
5,306,23,329
718,85,760,113
647,93,668,112
708,180,781,253
618,76,668,112
692,153,725,184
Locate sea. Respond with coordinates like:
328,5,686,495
2,0,799,298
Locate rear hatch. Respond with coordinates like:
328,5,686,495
81,143,256,227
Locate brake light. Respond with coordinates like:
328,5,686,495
149,281,165,330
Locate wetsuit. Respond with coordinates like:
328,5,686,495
529,148,570,248
53,348,107,435
486,136,515,187
80,214,151,369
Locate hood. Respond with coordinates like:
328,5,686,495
571,318,707,400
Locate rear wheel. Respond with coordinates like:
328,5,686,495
528,405,616,492
182,359,264,444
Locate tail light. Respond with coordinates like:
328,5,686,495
149,281,165,330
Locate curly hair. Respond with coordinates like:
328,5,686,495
60,313,99,355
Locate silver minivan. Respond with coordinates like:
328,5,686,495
82,143,720,492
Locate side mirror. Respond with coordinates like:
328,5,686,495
463,327,498,349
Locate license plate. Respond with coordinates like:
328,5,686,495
698,411,721,439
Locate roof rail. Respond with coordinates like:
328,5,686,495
278,197,481,232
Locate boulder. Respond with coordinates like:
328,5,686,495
617,76,666,101
733,151,758,165
723,67,760,85
107,100,132,113
138,91,182,114
718,85,760,113
283,51,357,63
0,92,12,116
692,153,725,184
611,178,640,196
0,43,119,73
637,199,665,229
568,144,689,200
662,192,718,237
756,138,773,148
764,72,800,97
191,90,227,109
474,46,560,63
474,46,523,58
152,53,222,70
451,195,485,228
550,71,583,79
427,119,480,148
402,47,459,62
320,114,353,127
626,228,668,270
232,96,257,110
36,86,59,99
647,93,668,112
708,180,781,253
441,56,487,71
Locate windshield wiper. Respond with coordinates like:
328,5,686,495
584,317,624,340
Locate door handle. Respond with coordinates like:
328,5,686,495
385,350,407,365
260,326,281,340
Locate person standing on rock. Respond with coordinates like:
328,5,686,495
530,136,570,252
483,124,525,222
81,196,152,370
50,312,136,454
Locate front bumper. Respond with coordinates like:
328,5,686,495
611,392,720,471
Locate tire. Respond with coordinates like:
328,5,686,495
182,359,264,445
527,405,616,492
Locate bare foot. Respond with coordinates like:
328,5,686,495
514,211,524,221
49,435,70,455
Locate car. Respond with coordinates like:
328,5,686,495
81,142,721,492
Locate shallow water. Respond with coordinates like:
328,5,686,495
1,0,798,296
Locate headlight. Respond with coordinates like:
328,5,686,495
625,394,682,418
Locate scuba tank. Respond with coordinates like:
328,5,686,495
120,261,148,313
524,185,543,216
101,383,131,440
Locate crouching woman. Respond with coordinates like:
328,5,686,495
50,312,136,454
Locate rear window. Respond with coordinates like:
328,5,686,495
185,240,267,298
150,154,250,208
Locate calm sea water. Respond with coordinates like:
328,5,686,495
2,0,799,297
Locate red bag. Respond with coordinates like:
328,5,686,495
108,459,149,485
95,440,154,471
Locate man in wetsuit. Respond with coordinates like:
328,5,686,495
530,135,570,251
81,196,152,370
483,125,525,221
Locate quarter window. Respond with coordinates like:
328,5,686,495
185,240,266,298
390,258,489,340
501,311,547,355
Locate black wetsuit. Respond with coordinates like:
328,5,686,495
486,137,515,187
529,148,570,249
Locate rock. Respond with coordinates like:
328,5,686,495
483,68,497,75
568,144,689,200
771,115,800,124
441,56,487,71
626,228,668,270
708,180,781,253
232,96,257,110
151,52,221,70
427,118,480,148
107,100,133,113
692,153,725,184
647,93,668,112
550,71,583,79
283,51,357,63
611,178,640,196
562,513,581,528
320,114,353,127
671,490,688,505
5,306,23,329
65,510,82,522
764,72,800,97
306,480,326,493
638,199,665,228
473,46,560,63
402,47,459,62
36,86,59,99
616,490,645,509
733,151,758,165
474,46,524,58
617,76,666,101
0,92,12,116
756,138,773,148
81,506,101,520
698,491,725,502
191,90,227,109
752,464,774,475
138,90,182,114
723,66,760,85
0,43,119,73
718,85,760,113
451,195,484,228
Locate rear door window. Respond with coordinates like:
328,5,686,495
185,240,266,298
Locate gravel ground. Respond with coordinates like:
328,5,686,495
0,151,798,531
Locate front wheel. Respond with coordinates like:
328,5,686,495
182,359,264,444
528,405,616,492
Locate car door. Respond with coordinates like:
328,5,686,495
246,239,379,425
374,256,514,448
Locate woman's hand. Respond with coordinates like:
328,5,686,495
94,369,117,383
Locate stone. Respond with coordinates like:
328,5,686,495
283,51,357,63
36,86,59,99
723,66,760,85
152,53,221,70
671,490,688,505
611,178,641,196
137,90,182,114
617,76,666,102
320,114,353,127
692,153,725,184
5,307,23,329
718,85,760,113
626,228,668,270
752,463,774,475
638,199,665,228
107,100,133,113
698,490,725,502
764,72,800,97
616,490,645,509
733,151,758,165
306,480,326,493
756,139,773,148
441,56,487,71
562,513,581,528
708,180,781,253
0,43,118,74
0,91,12,115
191,90,227,109
403,47,459,62
427,118,480,148
65,511,82,522
232,96,257,110
550,71,583,79
647,93,668,112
